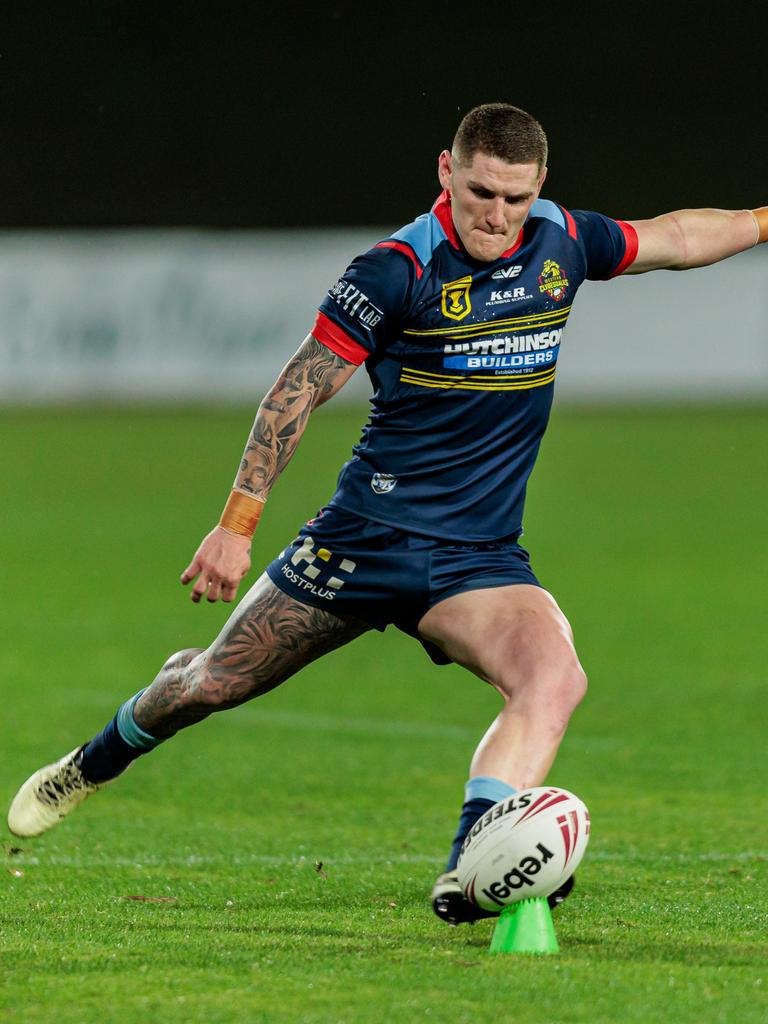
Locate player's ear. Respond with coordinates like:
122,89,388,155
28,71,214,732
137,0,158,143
536,165,548,193
438,150,453,191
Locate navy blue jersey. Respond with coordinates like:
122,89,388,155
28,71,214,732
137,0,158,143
313,191,637,541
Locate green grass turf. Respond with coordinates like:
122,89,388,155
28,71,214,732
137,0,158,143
1,404,766,1023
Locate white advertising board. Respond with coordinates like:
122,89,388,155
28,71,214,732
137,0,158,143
0,231,765,403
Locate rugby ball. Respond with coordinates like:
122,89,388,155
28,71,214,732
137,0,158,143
457,787,590,911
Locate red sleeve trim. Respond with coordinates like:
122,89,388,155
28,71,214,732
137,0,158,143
312,311,369,365
609,221,639,277
374,240,424,279
560,205,578,240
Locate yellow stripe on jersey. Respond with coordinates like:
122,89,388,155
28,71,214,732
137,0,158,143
400,367,557,391
400,365,555,383
403,305,572,338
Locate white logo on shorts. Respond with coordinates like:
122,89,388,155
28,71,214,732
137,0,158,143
371,473,397,494
279,536,357,600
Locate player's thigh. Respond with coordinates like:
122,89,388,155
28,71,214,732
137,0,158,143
200,572,370,703
417,584,580,692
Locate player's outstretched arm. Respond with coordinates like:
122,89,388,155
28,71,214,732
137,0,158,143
181,334,358,603
625,206,767,274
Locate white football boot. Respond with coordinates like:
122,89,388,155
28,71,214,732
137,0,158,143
7,746,104,837
431,869,498,926
431,868,575,925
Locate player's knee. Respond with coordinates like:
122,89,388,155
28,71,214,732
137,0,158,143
155,649,223,713
498,647,586,721
540,649,587,716
162,648,205,675
544,660,587,738
561,659,588,716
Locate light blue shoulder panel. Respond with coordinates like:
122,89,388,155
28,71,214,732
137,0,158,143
389,212,447,268
527,199,566,230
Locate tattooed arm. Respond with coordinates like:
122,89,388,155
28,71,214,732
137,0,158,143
181,335,358,603
234,334,357,499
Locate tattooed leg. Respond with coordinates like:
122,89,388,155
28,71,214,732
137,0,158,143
133,574,369,738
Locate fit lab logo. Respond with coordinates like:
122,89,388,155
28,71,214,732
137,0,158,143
279,537,356,601
441,276,472,321
538,260,569,301
328,279,383,330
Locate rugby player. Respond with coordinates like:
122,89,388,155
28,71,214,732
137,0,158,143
9,104,767,926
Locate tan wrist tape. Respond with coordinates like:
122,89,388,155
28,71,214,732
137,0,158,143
752,207,768,244
218,489,264,538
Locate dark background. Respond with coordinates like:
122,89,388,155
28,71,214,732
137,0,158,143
1,2,765,228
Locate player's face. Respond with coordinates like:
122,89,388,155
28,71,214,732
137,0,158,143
438,150,547,261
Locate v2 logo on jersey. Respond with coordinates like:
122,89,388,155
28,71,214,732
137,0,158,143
491,265,523,280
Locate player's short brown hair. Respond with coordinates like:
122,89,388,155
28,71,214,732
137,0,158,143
453,103,548,170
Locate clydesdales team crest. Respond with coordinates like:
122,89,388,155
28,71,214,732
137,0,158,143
441,275,473,321
538,259,570,301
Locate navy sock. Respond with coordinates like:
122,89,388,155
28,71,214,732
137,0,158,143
79,690,165,784
79,715,141,783
445,776,517,871
446,797,496,871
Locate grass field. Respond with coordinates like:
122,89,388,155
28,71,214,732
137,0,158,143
1,404,766,1023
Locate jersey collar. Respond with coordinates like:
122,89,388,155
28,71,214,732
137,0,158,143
431,190,525,260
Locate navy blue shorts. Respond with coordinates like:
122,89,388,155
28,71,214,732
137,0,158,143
265,506,541,665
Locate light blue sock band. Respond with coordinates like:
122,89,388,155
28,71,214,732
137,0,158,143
116,689,164,751
464,775,517,804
